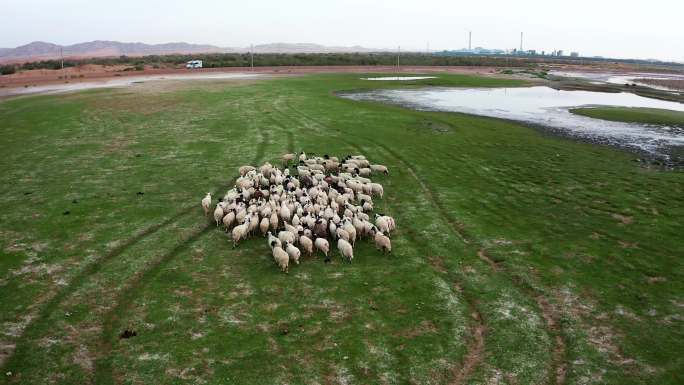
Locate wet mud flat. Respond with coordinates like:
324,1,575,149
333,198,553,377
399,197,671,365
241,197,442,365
339,87,684,168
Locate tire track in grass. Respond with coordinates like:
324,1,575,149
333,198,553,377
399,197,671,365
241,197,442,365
95,117,271,385
278,101,487,383
0,147,257,374
265,109,295,154
273,98,299,153
95,224,213,385
343,138,486,385
2,94,273,380
286,102,567,384
374,139,567,385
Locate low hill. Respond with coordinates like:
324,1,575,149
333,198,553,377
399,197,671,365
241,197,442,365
0,41,386,63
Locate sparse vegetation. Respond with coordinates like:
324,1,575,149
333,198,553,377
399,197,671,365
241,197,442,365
0,64,16,75
571,106,684,126
633,78,684,91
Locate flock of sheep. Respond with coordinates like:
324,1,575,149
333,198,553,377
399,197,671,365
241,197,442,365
201,152,396,273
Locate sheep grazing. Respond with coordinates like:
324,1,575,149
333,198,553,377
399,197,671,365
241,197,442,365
259,217,270,235
201,193,212,216
232,217,251,247
370,164,389,175
336,227,350,243
222,211,236,230
315,238,330,260
272,246,289,273
282,153,296,165
375,214,392,235
285,242,301,265
213,204,224,227
370,183,384,199
278,230,296,245
202,152,397,272
239,165,256,176
337,238,354,263
371,227,392,254
267,231,282,249
299,235,313,256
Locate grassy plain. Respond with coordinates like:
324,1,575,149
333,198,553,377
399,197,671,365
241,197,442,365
571,106,684,126
0,73,682,384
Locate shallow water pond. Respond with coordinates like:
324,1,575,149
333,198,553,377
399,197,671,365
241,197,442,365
341,86,684,160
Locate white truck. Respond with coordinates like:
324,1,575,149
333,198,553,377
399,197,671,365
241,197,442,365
186,60,203,69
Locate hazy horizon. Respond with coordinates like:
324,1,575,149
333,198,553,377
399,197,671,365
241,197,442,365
3,0,684,62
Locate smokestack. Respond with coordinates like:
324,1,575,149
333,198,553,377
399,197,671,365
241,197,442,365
520,32,523,52
469,31,472,50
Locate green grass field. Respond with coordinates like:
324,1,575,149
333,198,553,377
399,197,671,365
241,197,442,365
570,106,684,126
0,73,682,385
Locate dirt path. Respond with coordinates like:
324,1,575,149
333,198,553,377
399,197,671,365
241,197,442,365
0,65,499,98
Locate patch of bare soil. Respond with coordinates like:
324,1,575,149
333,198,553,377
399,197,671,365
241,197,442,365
0,65,498,90
477,249,500,271
634,78,684,91
536,295,567,385
449,286,486,385
611,213,634,225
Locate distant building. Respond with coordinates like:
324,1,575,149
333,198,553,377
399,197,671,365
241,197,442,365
436,47,505,56
570,52,579,57
186,60,202,69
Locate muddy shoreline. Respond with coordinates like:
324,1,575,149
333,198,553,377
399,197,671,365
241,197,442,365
337,89,684,169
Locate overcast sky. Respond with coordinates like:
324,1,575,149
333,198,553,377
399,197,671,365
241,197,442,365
3,0,684,61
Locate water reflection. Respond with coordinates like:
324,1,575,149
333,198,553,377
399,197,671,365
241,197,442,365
341,86,684,159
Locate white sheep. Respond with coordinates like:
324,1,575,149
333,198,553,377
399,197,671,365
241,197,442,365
232,217,251,247
315,237,330,259
336,227,350,243
272,246,289,273
299,235,313,256
259,217,270,236
269,212,279,231
239,165,256,176
267,231,282,249
375,215,390,235
213,204,224,227
370,164,389,175
222,211,236,230
201,193,212,216
372,228,392,254
278,230,296,245
285,242,301,265
370,183,384,199
204,152,398,270
342,221,357,246
282,153,296,165
280,204,291,222
337,238,354,263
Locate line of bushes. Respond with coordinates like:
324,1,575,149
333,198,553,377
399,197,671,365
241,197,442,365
5,52,681,73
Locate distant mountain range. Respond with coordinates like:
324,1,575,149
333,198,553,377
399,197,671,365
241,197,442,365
0,40,387,62
248,43,382,54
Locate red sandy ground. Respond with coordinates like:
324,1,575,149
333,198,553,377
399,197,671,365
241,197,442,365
0,65,499,90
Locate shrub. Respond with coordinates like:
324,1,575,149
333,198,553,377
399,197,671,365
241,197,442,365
0,65,16,75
